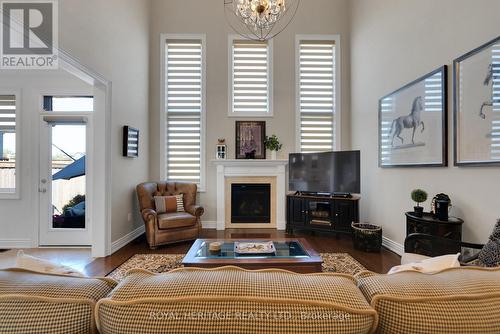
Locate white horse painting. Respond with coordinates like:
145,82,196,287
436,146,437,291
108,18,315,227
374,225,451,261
390,96,425,147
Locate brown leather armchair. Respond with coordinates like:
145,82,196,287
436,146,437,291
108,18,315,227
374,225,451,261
136,182,204,249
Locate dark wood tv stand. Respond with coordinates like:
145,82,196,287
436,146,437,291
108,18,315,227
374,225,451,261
286,193,360,236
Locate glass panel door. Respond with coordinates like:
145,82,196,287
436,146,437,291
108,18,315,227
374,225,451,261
39,120,91,245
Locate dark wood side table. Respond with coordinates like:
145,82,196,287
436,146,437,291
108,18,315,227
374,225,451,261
405,212,464,256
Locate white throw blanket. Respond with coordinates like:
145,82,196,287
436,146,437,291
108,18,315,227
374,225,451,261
388,253,461,275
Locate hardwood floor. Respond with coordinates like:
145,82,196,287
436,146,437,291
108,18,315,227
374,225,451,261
85,229,401,276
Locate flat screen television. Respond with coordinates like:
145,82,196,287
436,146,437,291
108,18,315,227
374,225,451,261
289,151,360,195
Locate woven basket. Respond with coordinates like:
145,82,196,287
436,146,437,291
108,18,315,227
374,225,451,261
352,223,382,252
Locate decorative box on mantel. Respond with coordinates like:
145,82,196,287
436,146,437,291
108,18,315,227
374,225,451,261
212,159,288,231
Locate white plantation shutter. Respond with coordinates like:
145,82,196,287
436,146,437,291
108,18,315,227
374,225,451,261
0,95,16,133
298,40,336,153
231,39,271,116
491,44,500,160
379,96,394,164
165,39,204,186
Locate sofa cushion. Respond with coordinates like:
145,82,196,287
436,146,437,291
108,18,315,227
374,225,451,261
356,267,500,333
96,266,377,334
0,268,117,334
158,212,196,229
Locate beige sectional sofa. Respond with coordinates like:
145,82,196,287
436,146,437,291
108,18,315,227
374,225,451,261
1,266,500,334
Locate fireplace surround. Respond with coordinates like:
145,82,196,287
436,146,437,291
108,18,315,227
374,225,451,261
213,159,288,230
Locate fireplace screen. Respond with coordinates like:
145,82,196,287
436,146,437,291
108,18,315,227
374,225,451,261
231,183,271,224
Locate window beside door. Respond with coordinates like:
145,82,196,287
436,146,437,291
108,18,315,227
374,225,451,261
0,94,18,197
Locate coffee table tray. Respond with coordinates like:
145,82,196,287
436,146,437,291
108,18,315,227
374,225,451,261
235,241,275,254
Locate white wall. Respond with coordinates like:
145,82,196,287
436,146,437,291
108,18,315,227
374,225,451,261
149,0,351,222
59,0,151,243
0,0,151,250
350,0,500,246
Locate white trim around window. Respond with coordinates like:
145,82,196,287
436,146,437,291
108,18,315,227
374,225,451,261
295,35,341,152
160,34,207,192
228,34,274,118
0,90,21,199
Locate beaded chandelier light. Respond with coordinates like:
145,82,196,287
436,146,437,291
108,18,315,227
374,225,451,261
224,0,300,41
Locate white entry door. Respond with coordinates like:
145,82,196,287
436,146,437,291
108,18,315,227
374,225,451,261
39,115,92,246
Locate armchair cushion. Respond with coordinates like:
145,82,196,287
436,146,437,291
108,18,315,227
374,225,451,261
158,212,197,230
154,195,184,214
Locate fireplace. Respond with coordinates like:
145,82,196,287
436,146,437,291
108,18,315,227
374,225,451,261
231,184,271,224
214,160,287,230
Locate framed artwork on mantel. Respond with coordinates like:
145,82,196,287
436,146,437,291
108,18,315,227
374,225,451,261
378,66,448,168
453,35,500,166
235,121,266,159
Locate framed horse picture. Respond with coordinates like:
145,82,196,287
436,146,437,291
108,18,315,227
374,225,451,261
453,36,500,166
378,66,448,167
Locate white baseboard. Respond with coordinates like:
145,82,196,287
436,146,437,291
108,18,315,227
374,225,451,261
382,236,404,256
202,221,217,229
0,239,32,249
111,225,145,254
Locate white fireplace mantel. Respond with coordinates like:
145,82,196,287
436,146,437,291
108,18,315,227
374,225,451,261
212,159,288,230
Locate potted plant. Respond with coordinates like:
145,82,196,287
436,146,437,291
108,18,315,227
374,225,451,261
411,189,428,217
264,134,282,160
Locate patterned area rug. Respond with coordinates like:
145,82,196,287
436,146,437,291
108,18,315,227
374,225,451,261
107,253,366,281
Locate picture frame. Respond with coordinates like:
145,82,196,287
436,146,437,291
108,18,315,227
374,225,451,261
453,35,500,166
235,121,266,159
378,66,448,168
123,126,139,158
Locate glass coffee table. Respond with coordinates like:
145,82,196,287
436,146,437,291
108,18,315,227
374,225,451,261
182,238,323,273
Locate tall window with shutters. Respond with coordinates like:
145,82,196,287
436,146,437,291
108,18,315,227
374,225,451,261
229,36,273,117
164,37,206,190
491,43,500,160
296,37,339,153
0,94,18,196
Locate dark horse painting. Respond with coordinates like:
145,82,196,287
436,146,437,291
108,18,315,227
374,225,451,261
390,96,425,146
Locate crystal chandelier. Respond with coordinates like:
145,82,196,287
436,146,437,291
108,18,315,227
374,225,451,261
224,0,300,41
